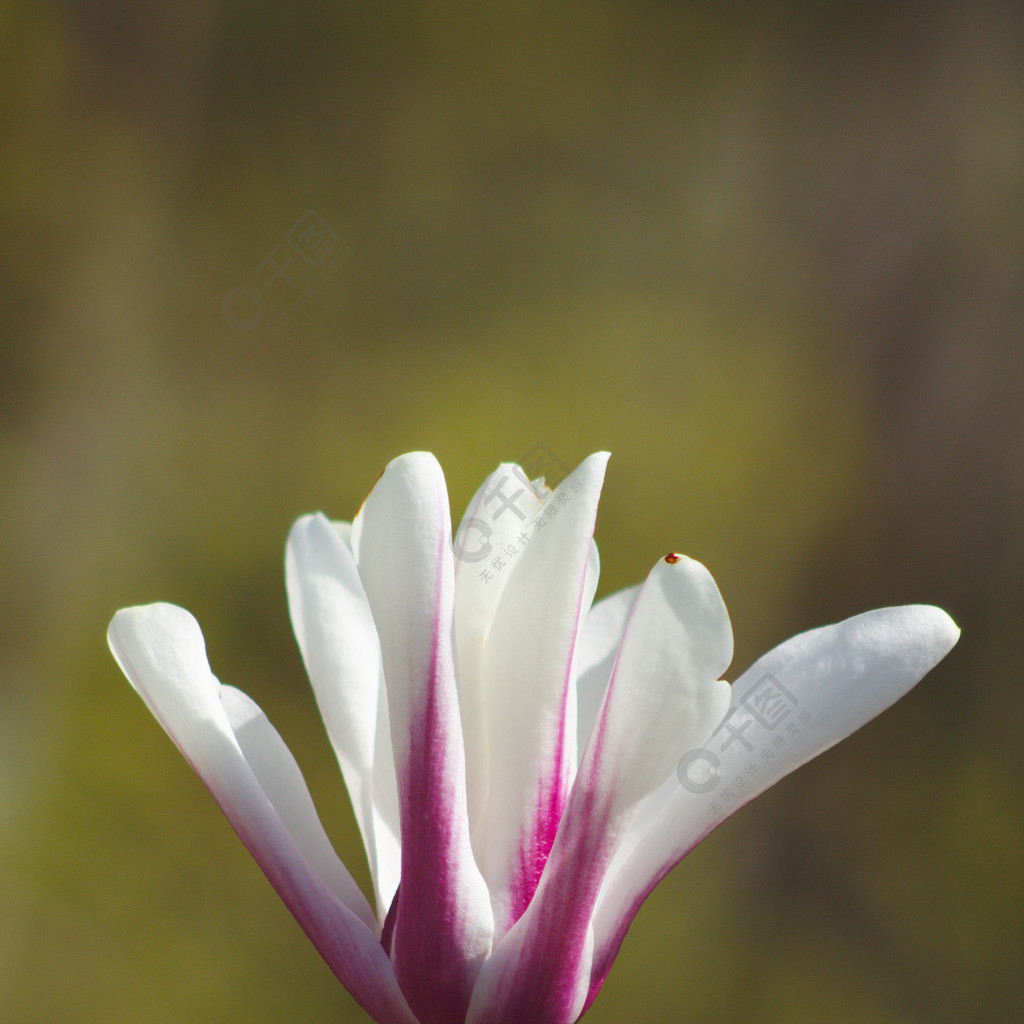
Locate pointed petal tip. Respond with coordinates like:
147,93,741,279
870,602,960,657
913,603,961,656
935,604,960,639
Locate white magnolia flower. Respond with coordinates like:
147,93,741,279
108,452,959,1024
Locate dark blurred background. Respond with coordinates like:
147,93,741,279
1,2,1021,1021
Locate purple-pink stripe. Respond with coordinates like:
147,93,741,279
390,520,477,1024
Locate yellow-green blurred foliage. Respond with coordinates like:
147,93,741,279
2,2,1022,1021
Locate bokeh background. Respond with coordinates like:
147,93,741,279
2,2,1022,1021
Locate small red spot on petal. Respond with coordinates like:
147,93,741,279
664,552,682,564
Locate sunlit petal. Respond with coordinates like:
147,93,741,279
353,452,493,1023
108,603,418,1024
112,453,960,1024
285,513,400,921
468,554,732,1023
587,603,961,1003
472,453,608,936
454,461,548,851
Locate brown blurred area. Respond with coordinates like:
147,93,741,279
1,2,1021,1021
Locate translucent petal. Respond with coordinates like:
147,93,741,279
285,513,399,921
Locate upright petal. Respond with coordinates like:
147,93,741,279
352,453,493,1024
472,453,609,936
453,461,548,848
468,554,732,1024
285,513,400,922
108,603,419,1024
587,603,961,1005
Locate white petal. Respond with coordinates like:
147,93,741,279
589,603,961,997
108,603,419,1024
352,452,493,1023
467,554,733,1023
285,513,400,921
219,685,373,921
579,555,733,811
473,453,608,935
453,461,548,845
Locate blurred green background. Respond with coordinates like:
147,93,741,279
2,1,1022,1021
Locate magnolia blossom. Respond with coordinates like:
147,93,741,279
108,452,958,1024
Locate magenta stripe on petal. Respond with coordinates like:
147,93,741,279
226,809,421,1024
107,604,419,1024
353,454,493,1024
506,673,574,925
391,618,478,1021
475,455,608,939
584,603,961,1008
468,774,611,1024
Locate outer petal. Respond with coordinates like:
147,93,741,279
472,453,609,936
587,603,961,1005
352,453,493,1024
286,513,400,922
108,603,419,1024
468,555,732,1024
